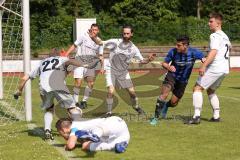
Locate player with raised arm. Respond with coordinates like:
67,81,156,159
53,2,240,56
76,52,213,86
150,36,205,125
188,12,231,124
65,23,104,109
13,48,91,140
103,25,155,116
56,116,130,153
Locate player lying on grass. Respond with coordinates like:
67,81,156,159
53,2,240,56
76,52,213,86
56,116,130,153
14,48,99,140
150,35,205,125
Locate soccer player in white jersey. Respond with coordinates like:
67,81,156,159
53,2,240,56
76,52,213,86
14,49,84,140
188,12,231,124
65,23,104,109
56,116,130,153
103,25,155,116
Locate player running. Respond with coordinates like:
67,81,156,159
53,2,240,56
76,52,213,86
188,12,231,124
150,35,205,125
14,48,93,140
65,23,104,109
56,116,130,153
102,25,155,116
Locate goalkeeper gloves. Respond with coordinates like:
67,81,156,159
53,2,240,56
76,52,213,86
13,91,22,100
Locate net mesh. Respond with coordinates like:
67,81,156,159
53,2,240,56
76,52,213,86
0,0,25,126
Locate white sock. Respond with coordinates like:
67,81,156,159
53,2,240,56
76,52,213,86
131,97,139,108
106,98,113,113
44,111,53,131
73,87,80,103
208,94,220,119
82,86,92,102
193,91,203,118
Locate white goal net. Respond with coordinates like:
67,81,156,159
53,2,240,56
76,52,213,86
0,0,31,125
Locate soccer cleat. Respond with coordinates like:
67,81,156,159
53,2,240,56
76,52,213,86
134,107,145,115
187,116,201,125
209,117,220,122
80,101,87,109
75,102,81,108
115,141,128,153
104,112,112,117
44,129,54,140
161,102,168,119
150,117,158,126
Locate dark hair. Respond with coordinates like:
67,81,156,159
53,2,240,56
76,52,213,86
122,25,133,33
176,35,190,45
209,12,223,21
91,23,99,28
55,118,72,131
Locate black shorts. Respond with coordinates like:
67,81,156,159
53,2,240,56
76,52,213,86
163,73,187,99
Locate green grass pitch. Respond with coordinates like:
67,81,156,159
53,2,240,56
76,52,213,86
0,71,240,160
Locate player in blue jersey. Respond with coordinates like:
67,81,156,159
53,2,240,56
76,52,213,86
150,35,205,125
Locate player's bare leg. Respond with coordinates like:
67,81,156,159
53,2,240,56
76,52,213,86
207,88,220,122
127,87,145,115
73,78,83,106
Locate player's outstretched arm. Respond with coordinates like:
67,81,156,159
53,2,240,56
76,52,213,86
14,74,30,99
65,59,100,69
65,45,76,57
140,53,156,64
162,61,176,72
65,135,78,151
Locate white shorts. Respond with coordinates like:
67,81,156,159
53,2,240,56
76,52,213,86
40,89,76,110
73,66,95,79
105,69,133,88
89,116,130,151
196,71,226,90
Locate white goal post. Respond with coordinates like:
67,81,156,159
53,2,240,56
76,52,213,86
0,0,32,122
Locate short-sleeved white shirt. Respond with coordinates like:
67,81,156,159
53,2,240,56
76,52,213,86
74,33,103,63
28,56,69,92
103,39,143,73
70,118,105,136
207,30,231,74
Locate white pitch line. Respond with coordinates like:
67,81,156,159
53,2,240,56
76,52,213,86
27,123,82,160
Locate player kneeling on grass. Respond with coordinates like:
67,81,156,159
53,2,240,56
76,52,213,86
150,35,205,125
56,116,130,153
14,48,98,140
